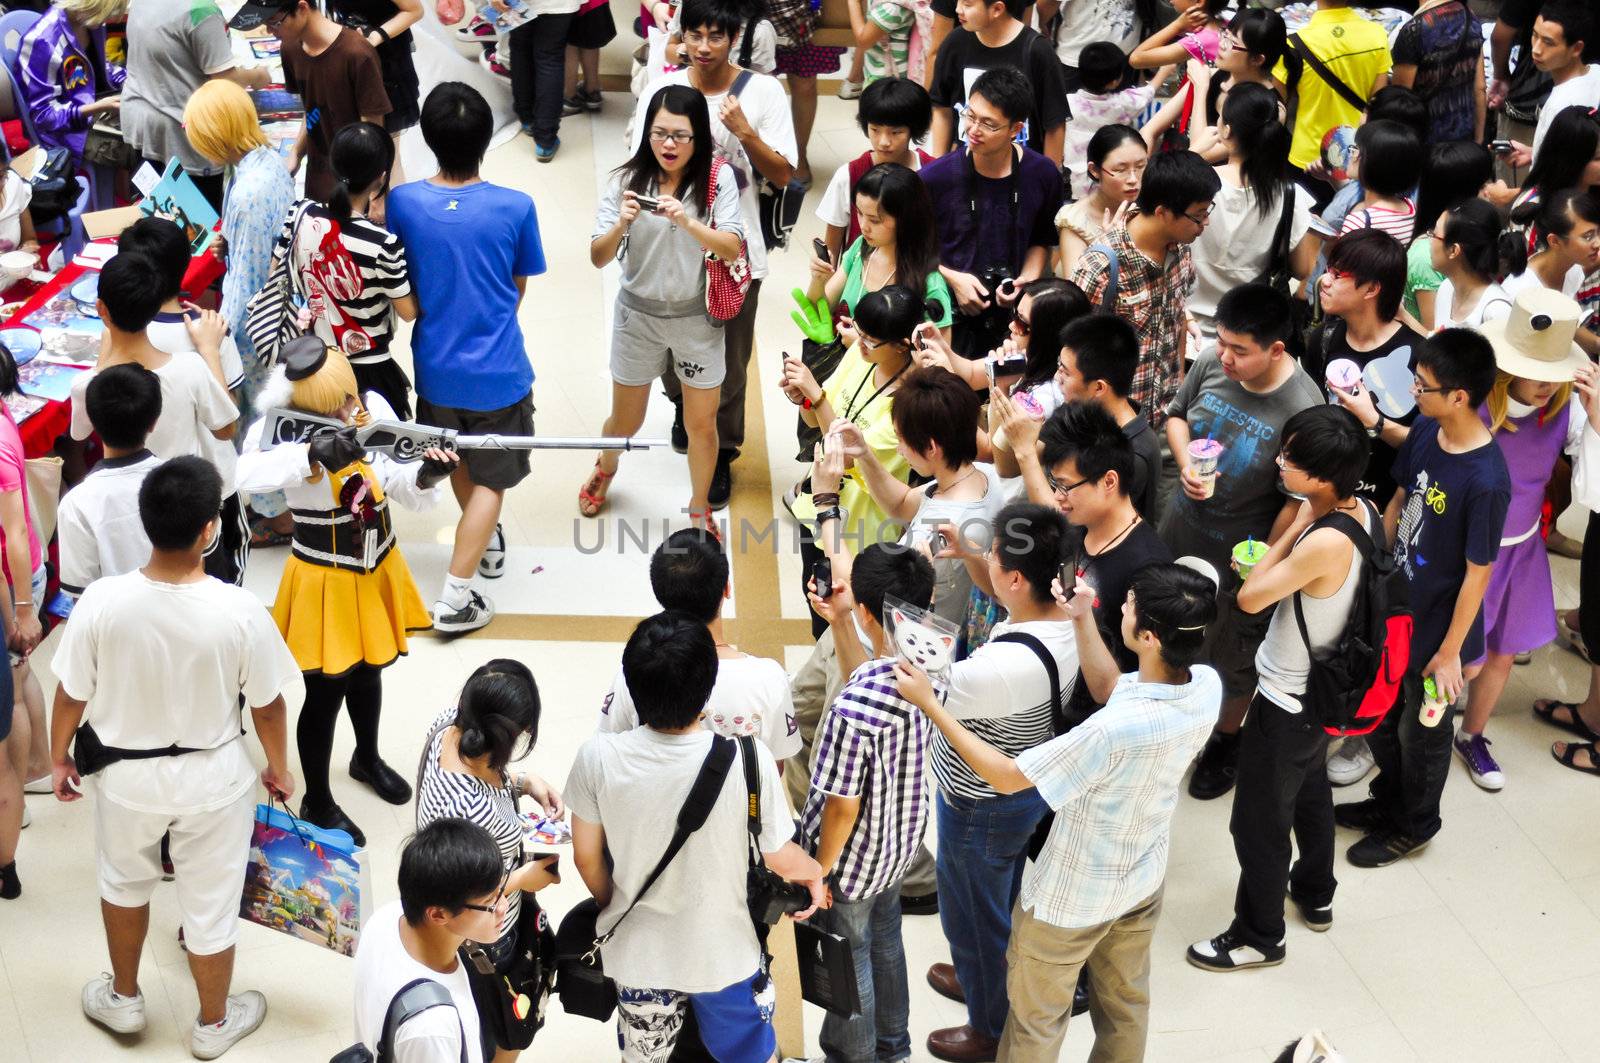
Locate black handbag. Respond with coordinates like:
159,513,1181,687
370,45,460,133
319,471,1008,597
22,148,75,225
794,336,847,460
464,895,557,1050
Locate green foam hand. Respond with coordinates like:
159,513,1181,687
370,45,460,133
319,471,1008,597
790,288,834,345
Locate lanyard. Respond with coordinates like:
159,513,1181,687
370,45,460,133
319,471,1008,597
842,359,908,424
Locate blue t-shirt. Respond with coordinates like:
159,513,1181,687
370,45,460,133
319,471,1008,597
386,180,545,411
1390,417,1511,665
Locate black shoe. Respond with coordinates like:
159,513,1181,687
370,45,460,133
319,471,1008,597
1071,969,1090,1016
350,756,413,805
1186,929,1286,972
900,890,939,915
1346,829,1429,868
1289,892,1333,932
708,450,734,511
1188,731,1241,800
0,860,19,900
299,799,367,849
670,398,688,454
1333,798,1392,834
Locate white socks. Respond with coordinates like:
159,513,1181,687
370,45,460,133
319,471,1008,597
440,574,473,610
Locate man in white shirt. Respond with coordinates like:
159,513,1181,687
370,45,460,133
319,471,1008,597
1522,0,1598,160
49,456,302,1060
353,819,501,1063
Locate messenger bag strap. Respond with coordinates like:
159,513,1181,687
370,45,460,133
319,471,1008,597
1289,33,1368,113
993,631,1063,734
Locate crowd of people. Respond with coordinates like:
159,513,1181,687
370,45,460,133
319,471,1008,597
0,0,1597,1060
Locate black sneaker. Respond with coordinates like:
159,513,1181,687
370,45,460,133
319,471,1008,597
1071,969,1090,1015
1346,829,1430,868
899,891,938,915
561,93,586,116
1289,892,1333,932
1186,930,1286,972
670,398,688,454
708,451,734,511
1188,731,1241,800
1333,798,1392,834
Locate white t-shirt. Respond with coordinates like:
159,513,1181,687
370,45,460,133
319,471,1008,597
562,727,793,993
627,69,798,280
815,152,927,230
1502,264,1583,300
902,463,1009,624
1053,0,1141,66
1189,182,1315,335
353,902,484,1063
146,313,246,391
0,171,32,253
1431,279,1513,332
1533,65,1600,158
53,571,303,814
599,654,801,761
56,451,160,595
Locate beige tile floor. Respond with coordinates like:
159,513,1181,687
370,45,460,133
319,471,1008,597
3,92,1600,1063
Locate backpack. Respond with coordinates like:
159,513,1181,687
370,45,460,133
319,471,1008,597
1291,503,1413,736
328,978,466,1063
1086,242,1121,311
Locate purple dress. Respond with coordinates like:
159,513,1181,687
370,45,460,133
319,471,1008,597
1479,399,1583,656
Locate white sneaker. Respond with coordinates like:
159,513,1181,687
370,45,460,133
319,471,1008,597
20,805,28,829
432,590,495,635
477,523,505,579
189,990,267,1060
22,774,52,794
837,79,864,100
1326,736,1375,786
82,973,147,1034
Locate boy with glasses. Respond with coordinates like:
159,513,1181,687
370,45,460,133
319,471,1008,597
927,0,1067,162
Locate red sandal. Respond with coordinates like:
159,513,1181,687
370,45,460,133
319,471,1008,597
689,507,722,543
578,461,615,517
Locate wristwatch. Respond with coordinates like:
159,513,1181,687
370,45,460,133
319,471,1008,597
1367,410,1387,439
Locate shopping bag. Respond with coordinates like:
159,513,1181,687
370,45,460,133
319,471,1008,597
239,800,370,956
792,922,860,1018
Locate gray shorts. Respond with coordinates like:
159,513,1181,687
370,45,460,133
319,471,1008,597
610,297,725,390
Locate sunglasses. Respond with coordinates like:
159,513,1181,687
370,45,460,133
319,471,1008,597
1012,308,1031,335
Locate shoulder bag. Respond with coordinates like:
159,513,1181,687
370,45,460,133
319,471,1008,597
1288,33,1369,113
244,202,310,365
704,157,752,325
991,630,1065,862
328,978,467,1063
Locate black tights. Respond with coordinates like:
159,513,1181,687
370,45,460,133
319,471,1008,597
298,664,383,809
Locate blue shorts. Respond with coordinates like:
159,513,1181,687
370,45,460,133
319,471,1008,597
615,969,776,1063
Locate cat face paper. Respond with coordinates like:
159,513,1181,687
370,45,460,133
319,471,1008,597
885,595,959,679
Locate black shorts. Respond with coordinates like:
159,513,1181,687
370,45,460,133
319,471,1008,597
1203,586,1274,699
416,394,534,491
566,3,617,49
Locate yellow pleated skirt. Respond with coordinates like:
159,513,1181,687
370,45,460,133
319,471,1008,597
272,550,433,677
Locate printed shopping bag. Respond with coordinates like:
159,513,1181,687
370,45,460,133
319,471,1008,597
239,800,370,956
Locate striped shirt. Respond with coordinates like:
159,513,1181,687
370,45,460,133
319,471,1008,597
414,709,524,943
933,619,1077,801
281,201,411,366
800,658,940,901
1339,200,1417,245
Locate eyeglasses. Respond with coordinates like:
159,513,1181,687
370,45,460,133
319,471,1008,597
1323,267,1356,283
265,8,291,29
859,335,895,353
649,129,695,145
968,116,1011,135
1411,375,1455,396
682,31,728,46
460,868,511,914
1047,471,1091,495
1183,204,1215,227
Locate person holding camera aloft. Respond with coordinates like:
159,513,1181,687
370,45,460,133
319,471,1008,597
583,85,744,535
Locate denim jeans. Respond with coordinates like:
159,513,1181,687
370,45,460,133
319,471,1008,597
508,12,573,145
935,788,1049,1039
814,881,910,1063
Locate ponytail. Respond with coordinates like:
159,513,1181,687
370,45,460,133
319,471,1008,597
326,121,395,223
327,179,355,227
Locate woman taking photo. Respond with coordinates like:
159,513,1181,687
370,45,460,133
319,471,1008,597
1057,125,1146,275
416,659,562,1061
16,0,124,164
1503,189,1600,355
917,276,1088,401
582,84,743,534
1142,5,1289,159
1495,106,1600,217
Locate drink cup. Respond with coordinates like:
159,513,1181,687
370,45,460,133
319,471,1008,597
1419,677,1448,728
1187,438,1224,499
1232,539,1269,581
1325,358,1362,400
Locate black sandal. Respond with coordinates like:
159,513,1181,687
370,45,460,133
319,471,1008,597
1552,741,1600,776
1532,700,1600,741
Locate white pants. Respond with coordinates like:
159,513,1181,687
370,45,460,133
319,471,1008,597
95,787,256,955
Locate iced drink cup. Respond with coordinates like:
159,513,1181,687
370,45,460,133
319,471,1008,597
1233,539,1269,581
1325,358,1362,399
1187,438,1224,499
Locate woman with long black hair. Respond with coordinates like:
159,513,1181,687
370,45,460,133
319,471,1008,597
1403,141,1494,331
582,84,744,534
1143,5,1290,160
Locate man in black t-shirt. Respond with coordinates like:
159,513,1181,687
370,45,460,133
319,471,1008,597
928,0,1066,162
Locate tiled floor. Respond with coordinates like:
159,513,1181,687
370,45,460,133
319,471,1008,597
2,78,1598,1063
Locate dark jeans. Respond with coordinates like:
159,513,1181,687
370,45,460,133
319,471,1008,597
662,278,762,456
813,882,911,1063
1227,693,1336,950
508,12,573,145
935,789,1049,1039
1366,671,1452,841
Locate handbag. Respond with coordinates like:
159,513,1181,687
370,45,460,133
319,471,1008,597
244,203,309,364
239,796,370,955
464,896,557,1050
83,117,138,170
793,336,847,461
21,149,75,226
704,158,751,325
554,737,739,1021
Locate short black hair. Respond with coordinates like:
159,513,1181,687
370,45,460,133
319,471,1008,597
86,364,162,450
968,66,1033,126
454,658,540,773
1136,148,1221,217
99,252,168,333
891,366,980,468
994,502,1073,604
420,82,492,181
397,818,505,926
1039,400,1135,496
1281,406,1369,499
1354,120,1423,199
649,528,728,624
1364,85,1430,142
1215,283,1294,350
1058,314,1137,397
678,0,744,35
0,343,16,398
1325,228,1407,321
138,455,221,551
856,76,932,141
851,542,935,625
1538,0,1594,61
1130,563,1217,670
117,217,189,301
1416,327,1498,408
623,611,719,729
1077,41,1129,94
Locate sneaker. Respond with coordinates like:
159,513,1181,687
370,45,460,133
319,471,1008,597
1453,731,1505,791
1514,651,1532,665
432,590,495,636
22,773,52,794
1346,829,1429,868
479,49,511,83
562,93,587,116
19,805,27,829
1188,730,1240,800
1289,892,1333,932
1186,930,1286,972
838,79,864,100
582,89,603,111
1,860,19,900
82,973,147,1034
1332,798,1391,834
478,523,505,579
534,137,560,163
708,450,734,511
1326,736,1375,786
670,397,688,454
454,13,496,43
189,990,267,1059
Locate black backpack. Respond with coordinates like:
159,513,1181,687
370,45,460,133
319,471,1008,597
329,978,466,1063
1292,504,1413,736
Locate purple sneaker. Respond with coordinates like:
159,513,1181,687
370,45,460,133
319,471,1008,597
1454,730,1504,791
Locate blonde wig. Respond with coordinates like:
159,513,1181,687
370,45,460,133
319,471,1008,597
1485,369,1572,435
59,0,127,28
292,346,368,420
183,80,270,165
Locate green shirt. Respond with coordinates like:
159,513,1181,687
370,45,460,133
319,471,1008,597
863,1,915,84
1404,235,1444,321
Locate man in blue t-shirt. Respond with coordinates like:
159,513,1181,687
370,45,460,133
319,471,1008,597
387,83,546,635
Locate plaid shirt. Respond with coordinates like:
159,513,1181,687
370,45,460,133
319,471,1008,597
1069,222,1195,428
800,657,939,902
1015,666,1220,929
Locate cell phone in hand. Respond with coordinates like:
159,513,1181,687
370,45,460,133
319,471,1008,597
812,555,834,599
993,351,1028,377
813,238,832,266
1489,140,1513,156
533,852,561,879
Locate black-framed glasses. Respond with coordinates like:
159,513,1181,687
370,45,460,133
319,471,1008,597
265,8,291,29
1047,471,1091,495
649,129,695,145
1411,376,1455,396
460,868,511,913
1183,205,1215,227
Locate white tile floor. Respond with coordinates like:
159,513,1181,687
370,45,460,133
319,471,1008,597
2,85,1598,1063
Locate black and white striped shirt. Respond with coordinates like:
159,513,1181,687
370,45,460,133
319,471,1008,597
281,201,411,366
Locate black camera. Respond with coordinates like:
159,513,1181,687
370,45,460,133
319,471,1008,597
977,265,1014,303
748,867,812,924
812,555,834,599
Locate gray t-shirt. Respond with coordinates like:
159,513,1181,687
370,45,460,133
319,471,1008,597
900,463,1008,624
121,0,236,176
592,172,744,315
1158,356,1322,572
563,727,793,993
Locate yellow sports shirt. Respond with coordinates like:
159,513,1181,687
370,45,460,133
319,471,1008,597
1274,7,1393,169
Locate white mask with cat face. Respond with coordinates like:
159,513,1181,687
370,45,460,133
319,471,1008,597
890,605,957,675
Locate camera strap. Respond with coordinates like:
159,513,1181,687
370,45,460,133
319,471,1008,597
963,144,1021,273
737,736,761,862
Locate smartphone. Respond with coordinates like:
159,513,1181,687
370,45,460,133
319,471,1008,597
1059,560,1075,597
1489,139,1513,156
933,530,950,555
912,321,935,351
812,237,832,266
532,852,561,879
812,555,834,599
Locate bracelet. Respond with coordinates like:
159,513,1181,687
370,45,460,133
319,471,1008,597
813,492,840,508
801,396,813,410
13,601,30,607
373,25,391,43
814,506,844,533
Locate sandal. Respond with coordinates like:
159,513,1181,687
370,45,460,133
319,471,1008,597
1557,611,1590,663
578,461,615,518
1532,699,1600,741
1551,741,1600,776
248,515,292,548
688,507,722,543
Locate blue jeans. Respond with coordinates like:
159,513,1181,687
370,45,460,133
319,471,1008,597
814,881,910,1063
934,788,1049,1039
